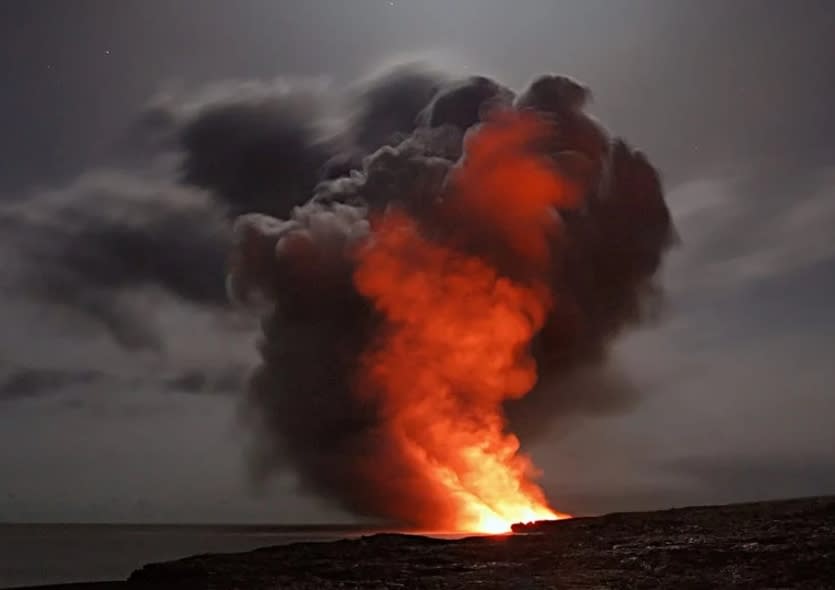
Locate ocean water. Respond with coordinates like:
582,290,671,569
0,523,375,588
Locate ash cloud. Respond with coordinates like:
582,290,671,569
0,63,463,363
139,64,453,218
1,62,672,524
176,91,332,219
347,63,450,152
0,172,230,350
230,68,674,524
0,359,247,401
0,363,104,401
164,365,249,396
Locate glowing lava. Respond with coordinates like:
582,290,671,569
354,111,577,533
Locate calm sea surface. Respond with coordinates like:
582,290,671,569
0,523,381,588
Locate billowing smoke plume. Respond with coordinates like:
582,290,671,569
228,69,673,529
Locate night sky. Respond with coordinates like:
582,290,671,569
1,0,834,523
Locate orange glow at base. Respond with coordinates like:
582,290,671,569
354,111,577,533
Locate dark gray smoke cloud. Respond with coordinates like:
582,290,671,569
229,70,674,525
2,63,672,523
0,363,104,401
419,75,514,130
1,63,463,358
137,80,335,219
0,359,247,401
348,63,450,152
136,64,453,218
0,172,230,350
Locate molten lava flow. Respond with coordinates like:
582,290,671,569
354,111,576,533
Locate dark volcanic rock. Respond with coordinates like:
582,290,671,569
125,497,835,589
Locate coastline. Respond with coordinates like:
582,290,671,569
9,496,835,589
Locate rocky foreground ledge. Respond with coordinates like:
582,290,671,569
28,496,835,589
125,496,835,589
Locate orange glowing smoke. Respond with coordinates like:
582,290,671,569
353,111,577,533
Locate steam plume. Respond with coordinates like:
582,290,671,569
229,69,673,529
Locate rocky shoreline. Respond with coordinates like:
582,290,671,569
17,496,835,589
